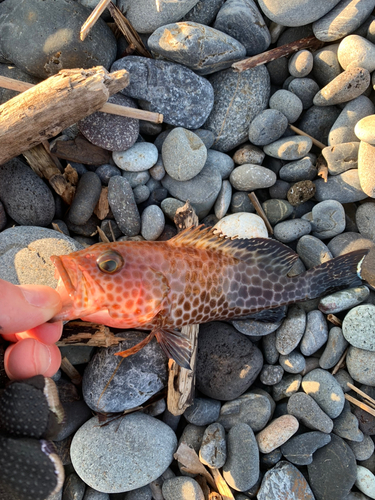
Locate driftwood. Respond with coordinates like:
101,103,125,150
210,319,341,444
0,67,129,164
167,201,199,416
232,35,324,72
50,134,112,165
56,321,127,347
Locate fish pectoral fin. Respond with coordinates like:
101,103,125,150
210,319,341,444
114,331,155,358
154,328,193,370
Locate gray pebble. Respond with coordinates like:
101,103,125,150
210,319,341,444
62,472,86,500
183,0,225,25
319,286,370,315
266,57,289,86
258,461,315,500
84,486,110,500
0,63,40,105
233,317,282,337
296,235,333,268
288,77,320,109
230,164,276,191
273,219,311,243
343,304,375,351
300,310,328,357
262,199,293,226
288,50,313,77
338,34,375,72
260,365,284,385
257,0,342,27
95,164,122,185
133,184,150,205
358,140,375,198
160,198,185,221
183,397,221,426
199,422,226,469
269,180,291,200
322,142,359,176
69,172,102,225
179,424,206,455
279,157,317,183
66,215,100,238
313,67,370,107
328,95,374,145
276,305,306,355
347,433,375,461
217,392,272,432
297,105,341,145
272,374,302,402
280,431,331,465
230,191,255,214
141,205,165,241
312,43,341,87
287,392,333,433
205,149,235,179
149,157,166,181
154,130,172,152
263,136,312,161
162,477,204,500
262,332,279,365
248,109,288,146
139,120,162,137
347,346,375,385
122,171,150,188
108,176,141,236
269,89,303,124
334,369,354,393
356,202,375,241
193,129,215,149
279,351,306,374
319,327,349,370
233,143,265,165
0,200,7,232
333,400,364,442
214,180,232,219
260,448,282,469
113,142,158,172
302,368,345,418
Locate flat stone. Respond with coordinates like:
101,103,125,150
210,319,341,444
229,164,276,190
314,170,367,203
199,422,226,469
272,374,302,402
205,149,235,179
70,414,177,493
279,157,317,182
68,172,102,226
319,326,349,370
113,142,158,172
148,21,246,75
256,415,299,454
179,424,206,455
343,304,375,350
300,310,328,357
230,191,255,214
333,400,364,442
338,34,375,72
349,434,375,461
205,66,270,152
263,136,312,161
214,212,268,238
183,397,221,426
279,351,306,374
280,431,331,465
296,235,332,268
302,368,345,419
320,287,370,316
269,89,303,124
322,142,359,175
312,43,342,87
248,109,288,146
112,56,214,129
263,332,279,364
288,50,313,77
108,176,141,236
328,232,375,257
273,219,311,243
95,164,122,185
276,305,306,355
257,0,341,26
310,200,346,240
358,140,375,198
121,171,150,188
287,392,333,433
313,67,370,107
257,461,315,500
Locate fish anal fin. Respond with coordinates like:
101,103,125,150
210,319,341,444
154,328,192,370
114,331,155,358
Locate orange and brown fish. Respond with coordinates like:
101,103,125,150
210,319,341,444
51,226,368,368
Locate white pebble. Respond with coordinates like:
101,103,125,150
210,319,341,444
214,213,268,239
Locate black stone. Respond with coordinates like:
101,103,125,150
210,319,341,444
68,172,102,225
281,431,331,465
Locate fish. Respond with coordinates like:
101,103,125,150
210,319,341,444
51,225,369,368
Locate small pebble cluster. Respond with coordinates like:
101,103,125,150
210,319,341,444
1,0,375,499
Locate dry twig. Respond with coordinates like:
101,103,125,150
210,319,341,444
57,321,126,347
345,393,375,418
347,382,375,409
60,357,82,385
248,192,273,235
327,314,343,326
289,124,327,150
331,347,348,375
80,0,112,41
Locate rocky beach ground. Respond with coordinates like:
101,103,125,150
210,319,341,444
1,0,375,499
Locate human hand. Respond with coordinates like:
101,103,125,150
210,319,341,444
0,278,63,380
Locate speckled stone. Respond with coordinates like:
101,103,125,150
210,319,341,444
322,142,359,175
332,400,363,442
287,181,316,206
314,170,367,203
279,351,306,374
205,65,270,152
113,142,158,172
314,67,370,106
276,305,306,355
148,21,246,75
356,203,375,241
279,157,316,182
258,461,315,500
256,415,299,454
269,89,303,124
183,0,225,24
262,332,279,364
312,44,341,87
183,397,221,426
287,392,333,433
264,136,312,161
281,431,331,465
230,164,276,191
160,198,185,221
199,422,226,468
260,365,284,386
108,176,141,236
319,327,349,370
338,34,375,72
297,105,341,145
355,465,375,498
133,184,150,204
78,94,139,151
273,219,311,243
95,164,122,185
68,172,102,225
288,50,313,77
334,369,353,394
342,304,375,351
214,212,268,238
248,109,288,146
302,368,345,419
272,374,302,402
112,56,214,128
122,171,150,188
347,347,375,385
358,140,375,198
261,199,293,225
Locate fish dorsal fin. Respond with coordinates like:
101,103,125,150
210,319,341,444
168,225,299,275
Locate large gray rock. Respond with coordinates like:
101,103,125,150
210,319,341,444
315,170,367,203
257,0,342,27
258,461,315,500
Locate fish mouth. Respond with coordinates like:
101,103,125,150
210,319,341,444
50,255,83,322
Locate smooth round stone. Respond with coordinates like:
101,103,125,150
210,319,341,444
288,77,320,109
334,369,354,394
272,374,302,402
273,219,311,243
356,202,375,240
233,316,283,337
313,1,375,42
179,424,206,457
319,327,349,370
233,143,265,165
199,422,226,469
288,50,313,78
71,414,176,493
256,415,299,454
333,400,364,442
356,466,375,498
319,286,370,315
281,431,331,466
358,141,375,198
322,142,359,175
264,136,312,161
329,95,375,145
214,180,232,219
262,332,279,364
205,149,235,179
314,170,367,203
108,177,141,236
112,56,214,129
262,199,293,225
258,461,315,500
223,423,259,492
182,0,225,25
117,0,198,33
260,448,282,468
287,392,333,433
113,142,158,172
160,198,185,221
328,232,375,257
122,171,150,188
217,392,272,432
312,43,341,87
348,434,375,461
306,198,346,236
0,0,116,78
161,162,222,219
279,157,316,183
84,486,110,500
133,184,150,204
140,205,165,241
308,435,357,500
230,164,276,191
68,172,102,225
149,157,166,181
162,128,207,181
313,67,370,106
193,129,215,149
78,94,139,151
248,109,288,146
214,0,270,56
297,105,341,145
183,397,221,426
355,115,375,144
279,351,306,374
0,200,6,232
95,164,122,185
343,305,375,351
270,180,291,200
302,368,345,419
300,310,328,357
338,35,375,72
276,305,306,356
0,158,55,227
214,212,268,239
205,65,270,152
148,22,246,75
230,191,255,214
347,347,375,385
196,322,263,401
63,473,86,500
269,89,303,124
260,365,284,386
162,477,204,500
257,0,341,26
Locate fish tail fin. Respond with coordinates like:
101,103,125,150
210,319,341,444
296,249,369,301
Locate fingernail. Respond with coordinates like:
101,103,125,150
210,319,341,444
20,286,61,309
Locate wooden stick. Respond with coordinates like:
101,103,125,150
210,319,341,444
289,124,327,150
60,357,82,385
331,347,348,375
80,0,112,41
0,74,163,124
248,192,273,235
232,35,324,72
327,314,342,327
345,393,375,418
347,382,375,409
210,469,235,500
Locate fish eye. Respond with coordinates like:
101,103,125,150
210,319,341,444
96,251,124,274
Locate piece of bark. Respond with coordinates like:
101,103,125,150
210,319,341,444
94,187,110,220
57,321,126,347
232,35,323,72
316,154,329,182
0,66,129,164
50,133,112,165
174,443,216,490
167,201,199,416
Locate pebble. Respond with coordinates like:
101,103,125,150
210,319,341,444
160,198,185,221
205,65,270,152
302,368,345,419
347,346,375,385
276,305,306,355
287,180,316,206
281,431,331,466
260,365,284,385
358,141,375,198
333,400,364,442
348,434,375,461
356,466,375,499
312,43,341,87
300,310,328,357
288,50,313,77
338,34,375,73
314,67,371,107
327,232,375,257
279,351,306,374
149,157,166,181
196,322,263,400
297,105,341,145
267,56,289,85
217,393,272,432
162,128,207,181
199,422,226,468
248,109,288,146
287,77,319,109
71,414,177,493
319,326,349,370
273,219,311,243
279,157,316,182
214,180,232,219
84,486,110,500
95,164,122,185
78,94,139,151
183,397,221,426
356,202,375,240
63,473,86,500
0,201,6,232
257,461,315,500
148,21,246,75
68,172,102,226
263,136,312,161
319,286,370,315
334,369,354,393
113,142,158,172
307,435,357,500
262,332,279,364
179,424,206,456
273,374,302,402
287,392,333,433
133,184,150,204
214,213,268,238
182,0,225,25
314,170,368,203
230,192,255,214
0,158,55,227
112,56,214,128
313,0,375,42
256,415,299,454
296,235,332,268
262,199,293,225
205,149,235,179
233,144,265,165
322,142,359,175
82,332,167,412
230,164,276,191
164,478,205,500
141,205,165,241
355,115,375,144
342,304,375,351
122,171,150,188
310,200,346,239
108,176,141,236
268,89,303,123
